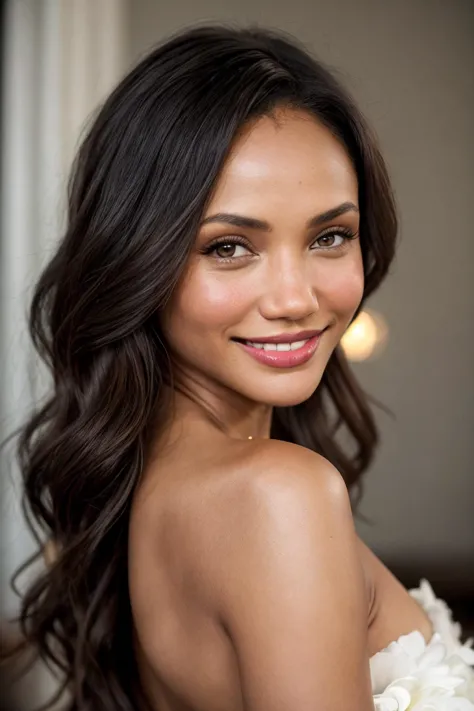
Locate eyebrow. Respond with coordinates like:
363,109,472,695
200,201,359,231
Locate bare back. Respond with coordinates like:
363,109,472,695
129,429,251,711
129,428,433,711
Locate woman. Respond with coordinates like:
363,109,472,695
8,24,473,711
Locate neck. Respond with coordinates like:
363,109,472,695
165,374,273,442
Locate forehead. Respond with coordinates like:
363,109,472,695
207,108,358,213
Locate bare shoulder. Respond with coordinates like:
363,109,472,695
203,439,360,603
244,437,346,483
131,438,356,597
131,438,372,709
197,439,372,710
264,438,349,496
221,437,351,509
191,439,355,582
222,438,354,538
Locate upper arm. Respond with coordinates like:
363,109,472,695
210,443,374,711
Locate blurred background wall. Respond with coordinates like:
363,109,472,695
1,0,473,706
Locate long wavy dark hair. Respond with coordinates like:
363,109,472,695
3,23,397,710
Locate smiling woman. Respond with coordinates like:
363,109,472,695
4,22,472,711
162,111,364,408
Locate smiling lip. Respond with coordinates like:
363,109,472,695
232,329,327,369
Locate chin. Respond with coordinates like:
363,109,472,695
241,372,325,409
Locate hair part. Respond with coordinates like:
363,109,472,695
4,23,397,709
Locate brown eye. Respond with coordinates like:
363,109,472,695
317,234,337,247
204,240,252,260
312,231,347,250
215,243,237,258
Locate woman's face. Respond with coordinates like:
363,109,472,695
162,108,364,408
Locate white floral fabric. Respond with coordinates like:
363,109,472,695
370,580,474,710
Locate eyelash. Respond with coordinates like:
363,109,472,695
201,226,358,264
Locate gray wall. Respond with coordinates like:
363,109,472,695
126,1,474,566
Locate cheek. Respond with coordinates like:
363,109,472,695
165,269,251,339
317,258,364,318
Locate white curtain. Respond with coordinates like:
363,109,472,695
0,0,128,702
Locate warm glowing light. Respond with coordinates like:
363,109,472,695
341,309,388,362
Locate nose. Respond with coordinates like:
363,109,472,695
259,256,319,322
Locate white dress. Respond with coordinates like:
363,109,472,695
370,580,474,710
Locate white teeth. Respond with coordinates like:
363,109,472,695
246,341,264,349
244,338,309,351
289,339,307,350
